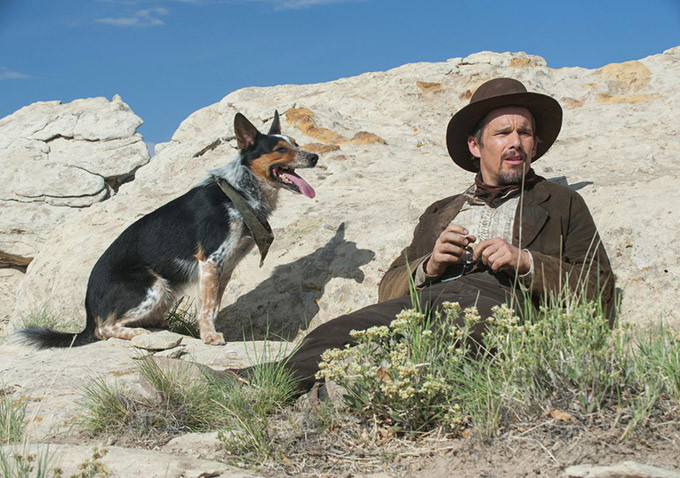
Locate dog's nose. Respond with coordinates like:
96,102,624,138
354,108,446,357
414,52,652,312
307,153,319,166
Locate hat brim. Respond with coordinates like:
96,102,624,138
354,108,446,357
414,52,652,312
446,92,563,172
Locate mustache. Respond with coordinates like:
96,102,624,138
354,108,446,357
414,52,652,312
502,149,527,161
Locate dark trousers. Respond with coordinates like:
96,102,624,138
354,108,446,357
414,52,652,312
243,273,523,392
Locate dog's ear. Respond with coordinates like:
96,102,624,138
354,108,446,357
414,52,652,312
234,113,260,151
268,110,281,135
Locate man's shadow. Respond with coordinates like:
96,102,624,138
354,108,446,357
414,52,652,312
215,222,375,342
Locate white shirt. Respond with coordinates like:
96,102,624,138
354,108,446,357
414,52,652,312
414,185,534,286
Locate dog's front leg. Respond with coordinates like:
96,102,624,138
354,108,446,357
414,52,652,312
197,259,226,345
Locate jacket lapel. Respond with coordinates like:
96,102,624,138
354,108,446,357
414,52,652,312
513,181,550,249
435,195,466,237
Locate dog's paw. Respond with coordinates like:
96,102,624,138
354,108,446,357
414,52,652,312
202,332,226,346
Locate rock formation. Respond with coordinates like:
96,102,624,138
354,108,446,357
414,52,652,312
7,48,680,337
0,95,150,326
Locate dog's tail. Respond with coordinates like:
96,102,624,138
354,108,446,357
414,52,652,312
13,319,97,349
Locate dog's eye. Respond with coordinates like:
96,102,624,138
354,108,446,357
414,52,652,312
276,147,287,153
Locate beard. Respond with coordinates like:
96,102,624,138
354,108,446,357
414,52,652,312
497,151,529,185
498,168,526,185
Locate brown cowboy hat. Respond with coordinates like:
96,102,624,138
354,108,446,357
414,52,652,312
446,78,563,172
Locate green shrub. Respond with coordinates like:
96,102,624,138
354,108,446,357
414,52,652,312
634,321,680,401
317,303,475,433
481,298,635,415
317,290,680,439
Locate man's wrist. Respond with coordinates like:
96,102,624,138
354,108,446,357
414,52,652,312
518,249,534,278
423,256,433,276
415,255,440,286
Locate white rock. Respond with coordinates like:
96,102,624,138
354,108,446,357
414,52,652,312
565,461,680,478
130,330,184,350
154,346,188,358
4,159,106,202
71,94,143,141
0,268,24,335
161,431,223,460
0,443,261,477
0,95,150,318
48,133,149,180
461,50,547,68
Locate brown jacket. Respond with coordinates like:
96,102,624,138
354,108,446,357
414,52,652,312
378,178,615,317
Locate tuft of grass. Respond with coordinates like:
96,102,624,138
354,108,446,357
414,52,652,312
634,321,680,401
0,391,59,477
79,342,300,461
164,297,200,338
0,448,56,478
216,358,301,462
479,295,634,415
1,395,26,444
0,445,110,478
12,308,83,340
79,376,133,438
79,357,238,443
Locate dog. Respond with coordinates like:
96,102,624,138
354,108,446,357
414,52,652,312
17,111,318,347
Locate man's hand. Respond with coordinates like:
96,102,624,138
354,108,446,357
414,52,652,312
424,225,476,276
473,238,531,274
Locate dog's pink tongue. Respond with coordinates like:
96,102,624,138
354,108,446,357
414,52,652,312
283,171,316,198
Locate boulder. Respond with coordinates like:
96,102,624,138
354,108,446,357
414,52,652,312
0,95,150,332
8,48,680,340
130,330,184,350
0,94,149,267
0,443,261,477
565,460,680,478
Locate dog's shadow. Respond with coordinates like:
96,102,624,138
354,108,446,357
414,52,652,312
215,222,375,342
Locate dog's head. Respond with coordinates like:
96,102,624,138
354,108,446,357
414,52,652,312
234,111,318,198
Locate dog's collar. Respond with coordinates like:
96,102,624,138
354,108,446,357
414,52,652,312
215,178,273,267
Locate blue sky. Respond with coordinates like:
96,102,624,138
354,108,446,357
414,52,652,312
1,0,679,145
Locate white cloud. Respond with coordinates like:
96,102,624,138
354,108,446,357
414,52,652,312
95,7,169,27
96,0,355,11
280,0,345,7
0,68,30,80
244,0,363,10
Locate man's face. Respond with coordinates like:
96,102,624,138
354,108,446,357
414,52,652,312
467,106,537,186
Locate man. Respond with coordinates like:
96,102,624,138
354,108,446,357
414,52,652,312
241,78,615,392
